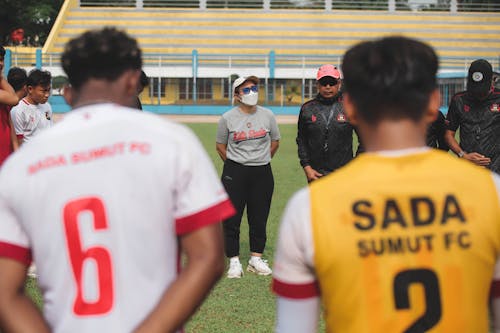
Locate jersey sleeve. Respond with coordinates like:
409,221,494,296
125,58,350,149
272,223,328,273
272,187,319,299
269,112,281,141
296,105,311,168
174,127,234,235
10,105,25,137
0,171,32,265
215,115,229,144
435,111,449,151
490,173,500,298
446,96,461,132
276,296,320,333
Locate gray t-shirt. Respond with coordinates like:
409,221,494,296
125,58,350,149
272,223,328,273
216,105,280,166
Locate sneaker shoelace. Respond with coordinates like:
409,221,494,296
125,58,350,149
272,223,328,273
230,261,242,269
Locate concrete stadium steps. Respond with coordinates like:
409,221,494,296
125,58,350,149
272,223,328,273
45,6,500,68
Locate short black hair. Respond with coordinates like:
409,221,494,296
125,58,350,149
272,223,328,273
342,36,438,123
27,69,52,88
140,70,149,88
7,67,27,91
0,46,5,58
61,27,142,89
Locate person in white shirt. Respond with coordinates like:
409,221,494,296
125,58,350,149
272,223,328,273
0,27,234,333
216,76,280,278
10,68,52,146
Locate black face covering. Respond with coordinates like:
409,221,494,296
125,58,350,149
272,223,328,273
470,88,491,101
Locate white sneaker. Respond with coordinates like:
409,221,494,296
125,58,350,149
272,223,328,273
227,260,243,279
247,257,272,276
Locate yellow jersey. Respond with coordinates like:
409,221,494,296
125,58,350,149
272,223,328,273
307,150,500,332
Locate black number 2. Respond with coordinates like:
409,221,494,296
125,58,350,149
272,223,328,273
393,269,442,333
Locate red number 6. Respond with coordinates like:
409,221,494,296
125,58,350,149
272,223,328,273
63,197,114,316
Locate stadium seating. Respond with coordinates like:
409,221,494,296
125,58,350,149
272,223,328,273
43,0,500,71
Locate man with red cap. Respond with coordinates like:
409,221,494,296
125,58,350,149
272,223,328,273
445,59,500,174
296,64,361,182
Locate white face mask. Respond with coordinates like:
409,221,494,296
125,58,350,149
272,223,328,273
240,91,258,106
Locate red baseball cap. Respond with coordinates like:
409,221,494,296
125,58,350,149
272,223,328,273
317,64,341,81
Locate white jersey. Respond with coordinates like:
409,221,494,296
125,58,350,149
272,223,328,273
0,103,234,333
10,98,52,143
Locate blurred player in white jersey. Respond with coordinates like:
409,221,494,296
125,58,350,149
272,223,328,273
10,68,53,146
0,27,234,333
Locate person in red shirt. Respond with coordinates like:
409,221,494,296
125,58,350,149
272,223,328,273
0,46,19,167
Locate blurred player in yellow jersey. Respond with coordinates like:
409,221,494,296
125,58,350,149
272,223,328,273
272,36,500,333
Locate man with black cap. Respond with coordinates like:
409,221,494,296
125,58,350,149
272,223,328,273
445,59,500,173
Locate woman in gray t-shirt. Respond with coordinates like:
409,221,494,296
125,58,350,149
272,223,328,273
216,75,280,279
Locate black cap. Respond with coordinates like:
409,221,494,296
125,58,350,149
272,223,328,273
467,59,493,96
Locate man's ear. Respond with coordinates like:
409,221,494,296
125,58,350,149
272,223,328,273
343,93,359,126
124,69,141,97
424,89,440,124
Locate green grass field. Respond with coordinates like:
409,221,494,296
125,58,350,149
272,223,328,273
24,123,314,332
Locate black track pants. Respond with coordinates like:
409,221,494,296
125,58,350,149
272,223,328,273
221,159,274,258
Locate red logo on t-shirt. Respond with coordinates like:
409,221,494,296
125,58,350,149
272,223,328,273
311,115,317,122
464,105,470,112
337,113,346,122
490,104,499,112
233,128,267,142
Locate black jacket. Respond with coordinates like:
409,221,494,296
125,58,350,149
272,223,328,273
296,93,359,175
446,88,500,173
426,110,448,151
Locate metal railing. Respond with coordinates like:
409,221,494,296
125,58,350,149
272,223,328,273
78,0,500,12
4,50,496,74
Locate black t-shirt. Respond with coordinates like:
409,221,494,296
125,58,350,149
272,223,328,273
446,89,500,173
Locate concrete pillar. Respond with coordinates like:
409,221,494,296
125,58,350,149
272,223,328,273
200,0,206,10
3,49,11,77
269,50,275,79
388,0,396,12
325,0,332,11
36,49,42,69
263,0,270,10
192,49,198,103
136,0,143,9
450,0,457,13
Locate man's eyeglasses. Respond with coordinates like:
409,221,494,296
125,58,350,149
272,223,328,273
319,78,339,87
241,85,258,94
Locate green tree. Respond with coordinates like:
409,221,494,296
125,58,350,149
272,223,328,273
0,0,64,46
